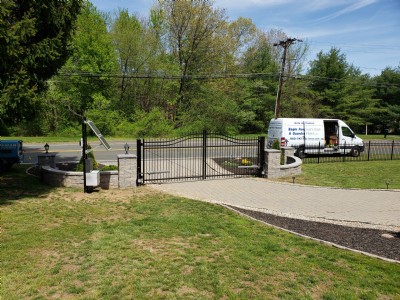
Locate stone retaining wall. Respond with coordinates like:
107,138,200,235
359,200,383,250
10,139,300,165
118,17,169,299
41,167,118,189
264,147,302,179
100,170,119,189
39,154,136,189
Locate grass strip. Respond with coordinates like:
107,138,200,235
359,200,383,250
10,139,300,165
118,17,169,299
275,160,400,189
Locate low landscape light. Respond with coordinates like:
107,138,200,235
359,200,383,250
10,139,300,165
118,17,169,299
124,142,130,154
386,181,390,189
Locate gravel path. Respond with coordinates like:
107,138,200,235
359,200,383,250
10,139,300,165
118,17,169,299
229,206,400,263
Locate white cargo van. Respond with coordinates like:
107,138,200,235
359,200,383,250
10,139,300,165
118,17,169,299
267,118,364,158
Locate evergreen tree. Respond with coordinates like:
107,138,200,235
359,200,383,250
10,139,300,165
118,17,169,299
0,0,82,125
337,68,382,130
307,48,386,132
373,66,400,132
308,48,348,118
238,33,278,131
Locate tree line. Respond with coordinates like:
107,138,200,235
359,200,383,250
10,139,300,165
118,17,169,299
1,0,399,137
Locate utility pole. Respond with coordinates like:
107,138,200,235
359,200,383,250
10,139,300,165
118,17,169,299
273,38,302,118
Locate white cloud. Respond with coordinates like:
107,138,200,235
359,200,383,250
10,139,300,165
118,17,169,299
284,19,389,54
213,0,345,10
287,23,374,39
214,0,295,10
312,0,378,23
214,0,378,18
299,0,354,12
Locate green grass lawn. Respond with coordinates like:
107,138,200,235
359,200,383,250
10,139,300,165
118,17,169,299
1,165,399,299
358,134,400,141
274,160,400,189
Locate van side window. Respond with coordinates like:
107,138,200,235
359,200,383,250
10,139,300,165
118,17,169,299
342,127,353,137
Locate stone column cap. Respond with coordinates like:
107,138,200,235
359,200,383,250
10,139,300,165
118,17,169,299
265,149,280,153
117,154,137,159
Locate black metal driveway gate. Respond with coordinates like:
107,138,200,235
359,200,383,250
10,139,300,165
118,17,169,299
137,131,265,185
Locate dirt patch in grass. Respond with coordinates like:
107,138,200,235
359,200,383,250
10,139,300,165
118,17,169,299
43,186,141,204
177,286,214,298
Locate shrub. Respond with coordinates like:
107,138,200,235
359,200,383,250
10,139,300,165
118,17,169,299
115,121,137,137
100,165,118,171
56,126,81,137
271,139,280,150
76,144,99,171
5,119,48,136
133,108,173,137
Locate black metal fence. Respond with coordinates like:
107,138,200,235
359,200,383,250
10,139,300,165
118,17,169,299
137,131,265,184
302,140,400,164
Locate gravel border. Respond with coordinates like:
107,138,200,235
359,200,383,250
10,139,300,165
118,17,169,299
228,206,400,263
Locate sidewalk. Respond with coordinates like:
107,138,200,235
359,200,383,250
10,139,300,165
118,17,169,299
150,178,400,231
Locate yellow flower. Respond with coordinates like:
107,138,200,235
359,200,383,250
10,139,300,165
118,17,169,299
241,158,251,166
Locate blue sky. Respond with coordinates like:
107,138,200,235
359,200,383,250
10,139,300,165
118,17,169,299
91,0,399,76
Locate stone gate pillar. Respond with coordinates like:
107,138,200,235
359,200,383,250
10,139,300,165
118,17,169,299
117,154,137,188
264,149,281,178
37,154,56,168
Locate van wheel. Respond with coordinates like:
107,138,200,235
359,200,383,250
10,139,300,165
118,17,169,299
351,146,361,157
295,147,306,159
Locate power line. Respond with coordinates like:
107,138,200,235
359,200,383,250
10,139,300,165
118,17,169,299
56,71,280,80
309,41,400,51
53,70,400,89
286,74,400,89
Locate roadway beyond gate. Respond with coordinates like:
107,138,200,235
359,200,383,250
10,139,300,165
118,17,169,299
137,131,265,184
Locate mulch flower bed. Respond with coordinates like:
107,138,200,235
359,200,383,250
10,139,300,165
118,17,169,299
56,162,79,171
55,162,106,171
229,206,400,262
